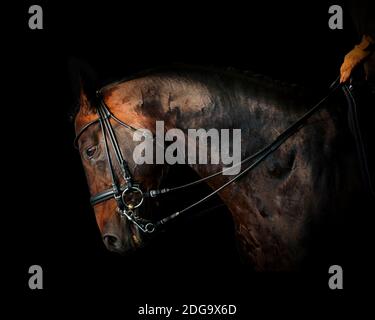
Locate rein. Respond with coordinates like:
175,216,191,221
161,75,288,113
75,77,370,234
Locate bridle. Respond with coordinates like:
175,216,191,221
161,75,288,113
75,78,371,234
74,96,156,233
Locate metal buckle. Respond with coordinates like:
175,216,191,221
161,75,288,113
121,186,144,209
119,208,156,234
144,223,155,233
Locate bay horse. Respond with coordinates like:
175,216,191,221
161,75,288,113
74,66,362,271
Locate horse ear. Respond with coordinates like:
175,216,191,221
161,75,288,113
68,57,98,113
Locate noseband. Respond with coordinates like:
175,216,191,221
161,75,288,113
75,79,365,235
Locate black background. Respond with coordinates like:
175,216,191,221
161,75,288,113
7,0,373,316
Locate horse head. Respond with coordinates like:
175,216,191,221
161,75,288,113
74,78,169,254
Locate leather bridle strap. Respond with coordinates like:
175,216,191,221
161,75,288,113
74,118,100,148
342,85,374,196
98,110,123,209
90,186,125,206
97,100,133,186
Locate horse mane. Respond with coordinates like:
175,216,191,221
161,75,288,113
100,64,306,98
70,63,315,121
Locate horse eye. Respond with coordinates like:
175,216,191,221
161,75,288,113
85,146,98,159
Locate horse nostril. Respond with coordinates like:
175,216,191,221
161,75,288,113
103,233,121,250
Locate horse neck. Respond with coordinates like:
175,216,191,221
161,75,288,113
107,74,300,177
105,72,297,133
150,77,296,175
138,76,293,186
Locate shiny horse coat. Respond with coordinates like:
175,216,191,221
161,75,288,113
75,66,362,270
